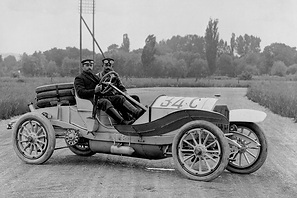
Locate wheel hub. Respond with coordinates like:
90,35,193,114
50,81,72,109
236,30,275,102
239,146,247,153
27,134,37,143
237,139,247,153
194,146,206,156
27,136,33,143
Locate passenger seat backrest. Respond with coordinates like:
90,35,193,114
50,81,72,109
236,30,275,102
74,89,116,126
74,89,93,111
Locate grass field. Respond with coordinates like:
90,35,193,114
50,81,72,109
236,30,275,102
0,77,74,119
0,76,296,120
247,81,297,121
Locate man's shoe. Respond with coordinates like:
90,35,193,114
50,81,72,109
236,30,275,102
123,101,145,119
135,108,145,118
121,119,135,125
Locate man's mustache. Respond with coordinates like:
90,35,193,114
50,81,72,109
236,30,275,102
105,67,113,72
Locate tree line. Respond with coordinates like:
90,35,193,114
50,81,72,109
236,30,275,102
1,18,297,79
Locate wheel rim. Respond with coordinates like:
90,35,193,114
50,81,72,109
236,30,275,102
177,128,222,176
16,119,49,159
229,126,260,168
73,143,91,151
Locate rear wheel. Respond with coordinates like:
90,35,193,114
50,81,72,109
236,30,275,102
172,120,229,181
227,122,268,174
12,113,56,164
68,138,96,156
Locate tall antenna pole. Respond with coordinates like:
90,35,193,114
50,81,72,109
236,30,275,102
79,0,82,73
79,0,97,73
79,0,105,73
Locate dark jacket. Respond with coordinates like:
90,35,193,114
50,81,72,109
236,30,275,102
74,71,100,101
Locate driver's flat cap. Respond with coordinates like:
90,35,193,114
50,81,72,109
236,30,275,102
81,59,94,64
101,58,114,62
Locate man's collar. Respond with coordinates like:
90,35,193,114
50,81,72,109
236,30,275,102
103,68,113,74
82,71,99,82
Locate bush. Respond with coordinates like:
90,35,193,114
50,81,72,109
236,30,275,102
271,61,287,77
287,64,297,75
286,74,297,81
244,65,259,75
10,71,20,78
238,71,252,80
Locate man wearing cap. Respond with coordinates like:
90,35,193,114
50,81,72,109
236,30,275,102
96,58,126,96
96,57,142,121
74,58,141,125
74,59,98,101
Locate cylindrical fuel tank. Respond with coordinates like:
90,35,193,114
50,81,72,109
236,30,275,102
110,145,135,155
89,140,170,159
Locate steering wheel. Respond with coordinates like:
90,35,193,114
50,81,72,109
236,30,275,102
98,71,119,95
97,70,147,112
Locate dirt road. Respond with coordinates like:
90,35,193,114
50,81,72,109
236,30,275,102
1,87,297,198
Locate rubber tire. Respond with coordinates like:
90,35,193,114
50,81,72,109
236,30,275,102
36,83,74,94
36,96,75,108
172,120,229,182
68,144,96,156
36,89,74,100
12,112,56,164
67,138,95,156
227,122,268,174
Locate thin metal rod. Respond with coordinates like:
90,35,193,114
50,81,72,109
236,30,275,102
54,146,70,151
81,16,105,58
79,0,82,73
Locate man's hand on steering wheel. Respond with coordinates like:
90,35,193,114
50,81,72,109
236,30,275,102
95,84,103,95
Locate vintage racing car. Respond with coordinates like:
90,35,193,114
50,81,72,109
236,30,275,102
8,72,268,181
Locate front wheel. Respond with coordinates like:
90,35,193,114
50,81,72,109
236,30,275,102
12,113,56,164
172,120,229,182
227,122,268,174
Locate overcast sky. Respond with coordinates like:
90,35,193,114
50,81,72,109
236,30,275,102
1,0,297,55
